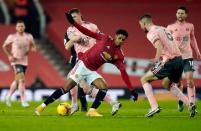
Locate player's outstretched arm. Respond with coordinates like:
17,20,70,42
115,60,138,101
65,35,80,50
65,12,99,39
119,69,138,101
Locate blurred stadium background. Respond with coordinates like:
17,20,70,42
0,0,201,102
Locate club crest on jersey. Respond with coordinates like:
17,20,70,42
186,28,190,31
113,54,118,60
174,29,178,31
106,46,110,49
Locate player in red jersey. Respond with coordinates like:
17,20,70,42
35,10,138,117
65,8,122,115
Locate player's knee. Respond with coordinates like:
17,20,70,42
18,79,25,84
100,88,108,94
163,81,170,89
63,79,77,92
98,84,107,90
141,76,148,84
92,79,108,90
83,87,90,94
70,90,77,96
187,79,194,88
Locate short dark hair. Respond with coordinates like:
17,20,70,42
177,6,188,13
139,14,152,21
16,20,24,24
69,8,80,15
116,29,128,38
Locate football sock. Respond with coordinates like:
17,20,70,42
78,85,87,108
7,80,17,97
88,87,112,105
104,95,113,105
91,89,107,109
70,86,78,107
178,100,183,106
187,86,196,104
178,82,183,103
18,79,25,102
143,82,158,109
44,88,66,106
170,84,189,106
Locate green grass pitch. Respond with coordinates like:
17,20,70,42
0,100,201,131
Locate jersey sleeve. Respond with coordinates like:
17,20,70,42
74,22,102,40
114,58,133,91
147,30,160,46
67,27,76,39
166,25,173,34
64,32,69,45
90,23,100,33
4,34,13,45
190,24,200,56
29,34,34,44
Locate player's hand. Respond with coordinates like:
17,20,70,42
31,46,37,52
8,55,17,62
130,90,138,102
65,12,75,24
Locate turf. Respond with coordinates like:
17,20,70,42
0,100,200,131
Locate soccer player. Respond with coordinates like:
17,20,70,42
64,32,87,114
64,8,122,115
166,6,200,113
35,11,138,117
2,20,36,107
139,14,195,117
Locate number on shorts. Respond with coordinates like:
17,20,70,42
189,60,193,67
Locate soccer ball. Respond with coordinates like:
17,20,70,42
57,102,71,116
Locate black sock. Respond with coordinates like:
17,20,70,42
78,85,87,108
91,89,107,109
178,100,183,106
44,88,66,106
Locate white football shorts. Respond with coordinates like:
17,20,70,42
68,60,103,85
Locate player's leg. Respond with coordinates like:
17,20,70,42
177,80,184,112
12,65,29,107
86,78,108,117
141,70,161,117
5,65,19,107
35,61,83,115
17,72,29,107
164,78,195,117
78,80,88,112
70,86,79,114
168,57,195,117
35,78,77,115
85,85,121,116
183,59,196,117
185,71,196,117
163,77,189,106
163,77,184,112
5,80,18,107
185,71,196,104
